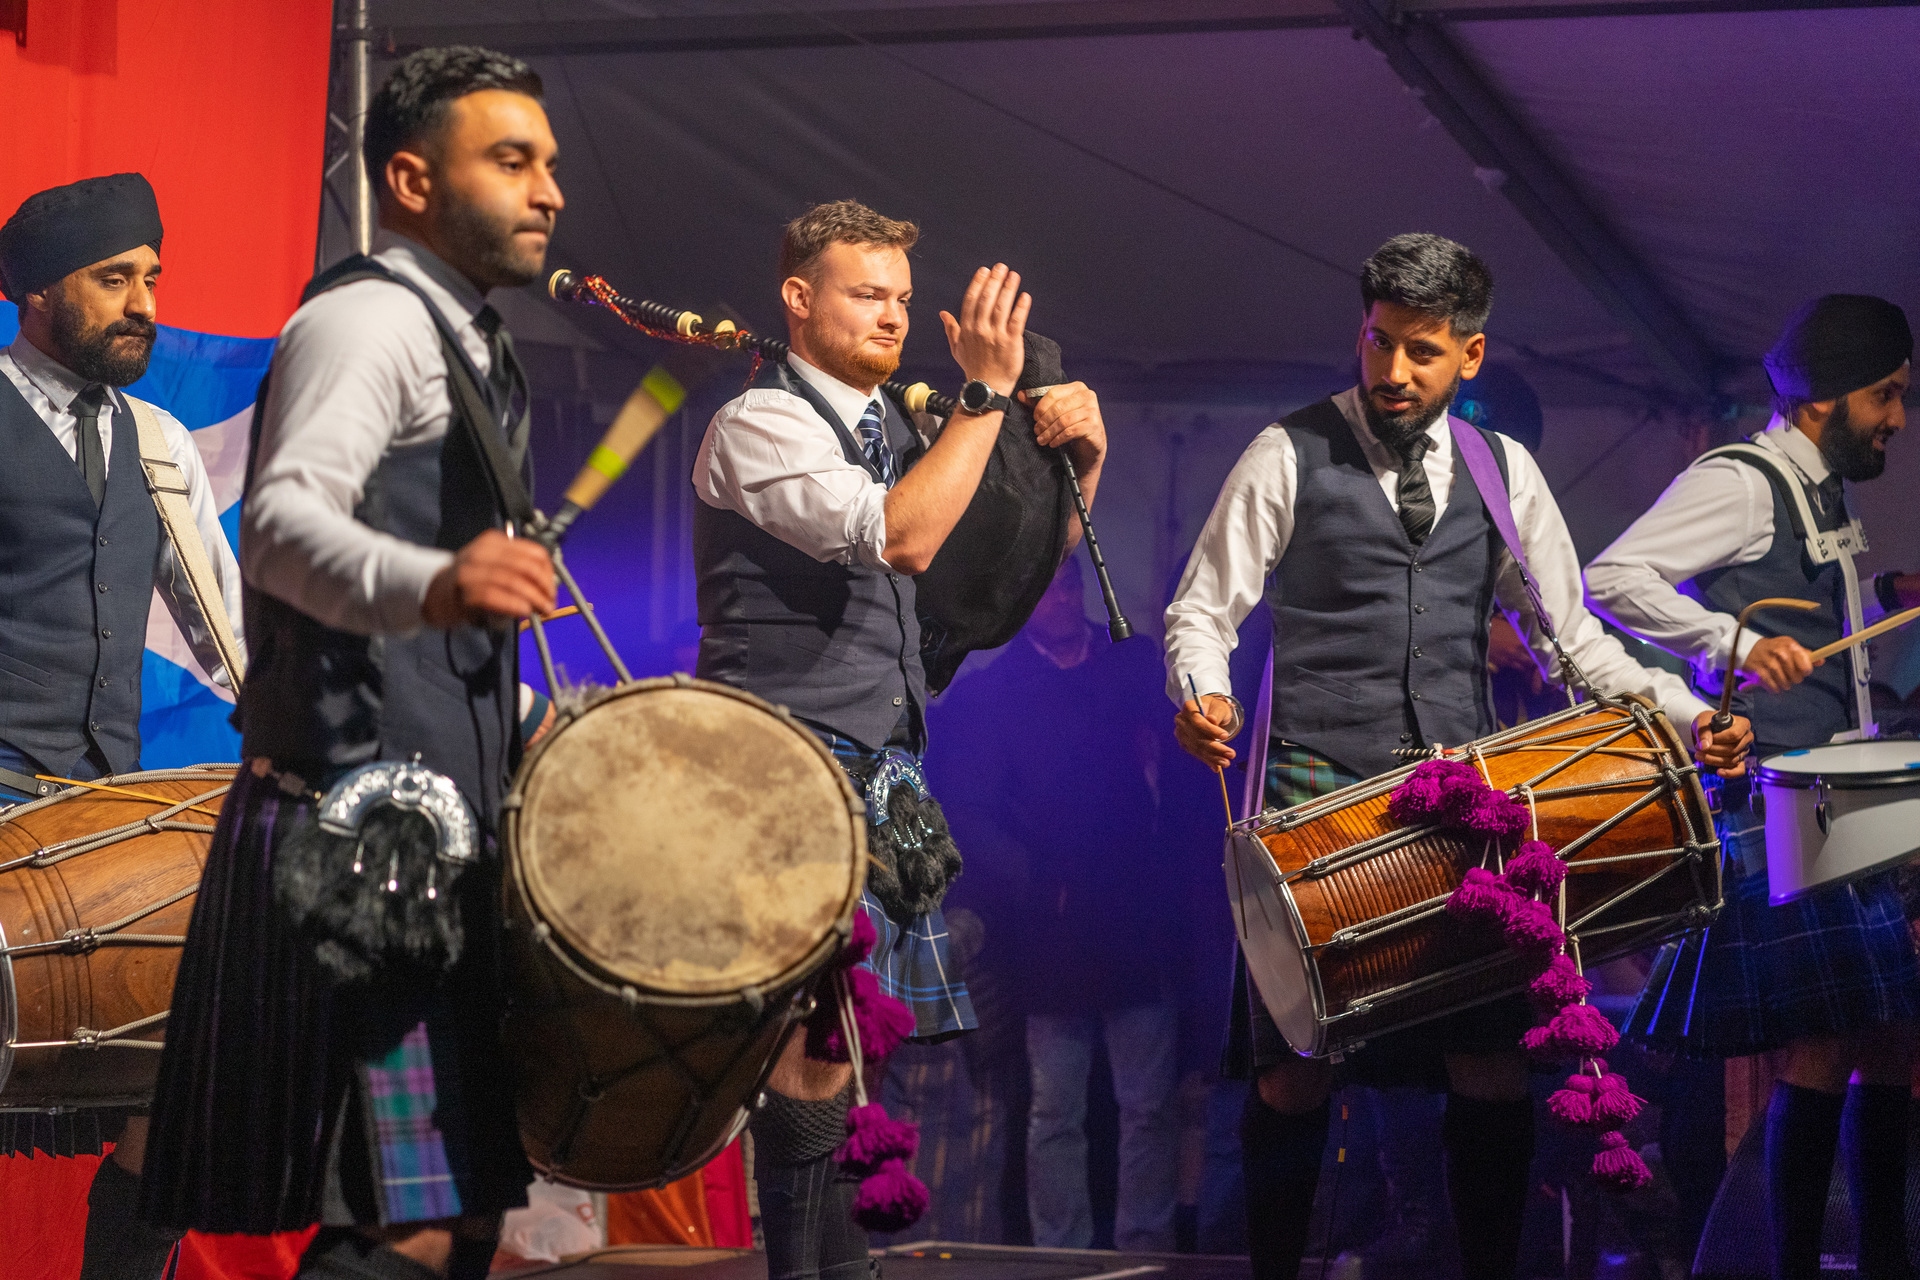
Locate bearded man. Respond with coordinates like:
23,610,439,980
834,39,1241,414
692,199,1107,1279
1589,295,1918,1280
142,47,560,1280
1165,233,1751,1280
0,171,244,1280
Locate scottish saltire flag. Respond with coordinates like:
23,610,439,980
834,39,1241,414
0,301,269,769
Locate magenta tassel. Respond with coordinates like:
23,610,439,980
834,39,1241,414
1452,787,1530,841
837,1102,920,1175
1591,1074,1646,1128
843,908,879,967
1528,955,1592,1009
1592,1130,1653,1192
1547,1084,1595,1126
1389,759,1481,824
806,965,918,1062
1523,1003,1621,1061
852,1158,930,1231
1446,867,1516,927
1499,897,1565,956
1502,841,1567,896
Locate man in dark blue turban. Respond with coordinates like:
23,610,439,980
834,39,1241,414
0,172,243,1280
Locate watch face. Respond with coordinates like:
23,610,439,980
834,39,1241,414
960,380,989,412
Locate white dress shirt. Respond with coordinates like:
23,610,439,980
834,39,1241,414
243,232,498,636
0,336,245,688
1584,418,1886,687
692,353,926,573
1163,386,1712,731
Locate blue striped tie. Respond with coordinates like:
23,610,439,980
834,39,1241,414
856,401,895,486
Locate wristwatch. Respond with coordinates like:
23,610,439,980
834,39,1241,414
957,379,1012,416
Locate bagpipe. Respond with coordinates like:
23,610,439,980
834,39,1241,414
545,269,1132,689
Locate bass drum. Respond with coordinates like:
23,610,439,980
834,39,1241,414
502,676,865,1190
1,767,234,1112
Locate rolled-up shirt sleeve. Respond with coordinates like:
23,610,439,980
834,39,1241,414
241,286,455,636
693,389,893,571
1496,439,1712,730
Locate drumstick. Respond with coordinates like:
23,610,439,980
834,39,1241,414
1806,603,1920,663
1188,674,1236,827
517,604,582,633
1710,597,1821,734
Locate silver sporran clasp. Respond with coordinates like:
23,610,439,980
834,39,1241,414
317,754,477,866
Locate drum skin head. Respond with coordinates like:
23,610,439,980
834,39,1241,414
513,682,863,996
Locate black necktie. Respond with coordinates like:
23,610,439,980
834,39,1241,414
1396,433,1436,546
1816,474,1846,521
474,305,530,461
73,383,108,507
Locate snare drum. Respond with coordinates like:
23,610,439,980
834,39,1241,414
1758,740,1920,905
1228,698,1718,1058
1,767,233,1112
502,677,865,1190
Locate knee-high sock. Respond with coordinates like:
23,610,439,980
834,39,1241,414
79,1159,182,1280
1767,1082,1846,1280
1239,1093,1330,1280
1442,1094,1534,1280
1843,1083,1910,1280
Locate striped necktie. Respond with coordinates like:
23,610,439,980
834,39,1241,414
1396,433,1436,545
855,401,895,487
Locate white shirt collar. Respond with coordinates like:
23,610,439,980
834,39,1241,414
1758,414,1833,486
370,230,489,333
787,352,884,431
6,335,95,413
1334,384,1451,467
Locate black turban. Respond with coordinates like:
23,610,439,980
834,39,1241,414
0,173,164,300
1764,294,1912,403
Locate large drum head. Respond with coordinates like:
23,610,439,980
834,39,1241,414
512,679,863,997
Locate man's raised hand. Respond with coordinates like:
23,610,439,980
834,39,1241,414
423,529,557,628
939,263,1030,396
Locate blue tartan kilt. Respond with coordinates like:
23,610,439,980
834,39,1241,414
861,888,976,1043
1624,775,1920,1057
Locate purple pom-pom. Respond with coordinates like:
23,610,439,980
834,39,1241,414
1446,867,1516,927
843,908,879,967
852,1158,930,1232
1528,955,1592,1009
1522,1003,1620,1061
1500,897,1566,956
1591,1074,1645,1128
1591,1130,1652,1192
1452,787,1530,841
837,1102,920,1175
1389,760,1481,824
1548,1084,1594,1126
1502,841,1566,897
807,965,918,1062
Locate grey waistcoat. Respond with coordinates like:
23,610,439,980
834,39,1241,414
1268,399,1509,780
1684,451,1851,754
0,376,160,776
694,359,926,750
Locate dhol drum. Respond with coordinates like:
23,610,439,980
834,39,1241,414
1758,740,1920,905
1,766,233,1112
1227,697,1718,1058
502,676,866,1190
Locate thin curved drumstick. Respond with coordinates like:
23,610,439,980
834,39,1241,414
1709,597,1822,734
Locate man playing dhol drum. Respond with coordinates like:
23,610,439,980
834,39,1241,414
0,172,244,1280
1588,296,1918,1280
691,200,1107,1279
1165,233,1752,1280
142,47,561,1280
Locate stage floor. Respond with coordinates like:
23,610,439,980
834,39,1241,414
505,1241,1254,1280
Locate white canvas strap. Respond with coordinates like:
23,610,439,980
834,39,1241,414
125,397,246,692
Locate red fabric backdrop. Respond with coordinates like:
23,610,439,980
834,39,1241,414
0,5,328,1278
0,0,332,336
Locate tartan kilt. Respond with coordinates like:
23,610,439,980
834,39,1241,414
1222,741,1535,1085
1624,775,1920,1057
139,764,530,1232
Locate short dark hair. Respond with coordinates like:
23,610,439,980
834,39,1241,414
1360,233,1494,338
364,46,544,189
779,200,919,284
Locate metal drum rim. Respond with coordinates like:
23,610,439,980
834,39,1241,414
504,675,867,1002
1756,745,1920,791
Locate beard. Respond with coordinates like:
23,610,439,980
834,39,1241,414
815,328,901,390
1363,370,1462,457
49,296,156,387
438,197,552,289
1817,396,1888,482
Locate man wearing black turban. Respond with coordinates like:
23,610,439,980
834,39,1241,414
1590,295,1917,1279
0,173,245,1278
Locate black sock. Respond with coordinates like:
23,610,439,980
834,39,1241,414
296,1230,445,1280
1844,1083,1910,1280
1442,1094,1534,1280
79,1159,182,1280
1239,1092,1330,1280
1766,1081,1846,1280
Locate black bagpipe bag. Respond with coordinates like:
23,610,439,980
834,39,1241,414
909,331,1074,693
